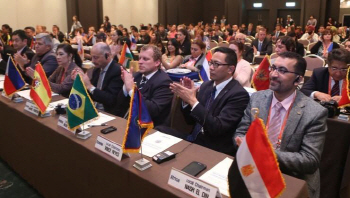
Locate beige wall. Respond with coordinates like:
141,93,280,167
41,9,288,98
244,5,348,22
103,0,158,29
0,0,68,33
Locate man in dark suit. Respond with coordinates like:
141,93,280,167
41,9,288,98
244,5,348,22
251,28,273,55
271,24,285,43
11,30,35,72
120,45,173,127
25,33,58,82
301,48,350,103
170,47,249,155
234,52,328,198
72,42,124,115
244,23,255,37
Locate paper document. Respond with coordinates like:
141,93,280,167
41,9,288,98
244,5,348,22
84,112,116,129
47,99,69,111
140,131,182,157
0,81,3,89
0,75,4,81
199,157,233,197
17,90,58,100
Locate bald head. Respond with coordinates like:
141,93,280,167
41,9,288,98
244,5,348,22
91,42,112,69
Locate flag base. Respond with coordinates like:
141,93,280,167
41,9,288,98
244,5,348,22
76,130,92,140
12,96,23,103
39,111,51,118
133,158,152,171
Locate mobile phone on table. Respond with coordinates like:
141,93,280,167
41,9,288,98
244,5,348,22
182,161,206,176
101,126,117,134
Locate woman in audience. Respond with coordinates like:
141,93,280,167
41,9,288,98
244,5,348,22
149,32,165,54
70,16,82,36
344,40,350,52
49,44,82,97
311,29,340,58
176,29,191,56
338,27,348,43
229,40,252,87
122,28,129,38
224,28,234,42
84,26,96,46
109,30,122,62
69,28,84,45
271,36,296,65
194,29,210,51
103,16,111,33
179,39,206,72
1,24,12,45
331,26,340,43
161,38,183,70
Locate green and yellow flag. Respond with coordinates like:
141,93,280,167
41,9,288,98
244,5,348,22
67,74,98,130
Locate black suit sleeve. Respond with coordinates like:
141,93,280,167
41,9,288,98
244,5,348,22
310,41,322,55
243,46,254,63
260,40,273,55
300,68,328,97
191,88,249,137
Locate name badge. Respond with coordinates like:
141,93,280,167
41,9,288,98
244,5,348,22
168,168,221,198
95,136,123,161
57,115,76,134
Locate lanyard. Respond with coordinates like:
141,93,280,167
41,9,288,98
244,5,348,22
266,93,297,149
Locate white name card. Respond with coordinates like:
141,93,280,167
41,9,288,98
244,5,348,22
57,115,76,134
168,168,221,198
95,136,123,161
24,101,41,116
24,101,51,117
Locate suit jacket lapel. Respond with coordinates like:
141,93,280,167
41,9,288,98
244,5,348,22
211,79,233,108
280,91,304,150
258,90,273,124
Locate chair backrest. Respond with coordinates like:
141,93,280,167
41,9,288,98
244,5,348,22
339,44,345,49
247,36,255,41
307,42,317,51
218,41,229,48
245,38,252,44
218,36,223,43
298,39,310,48
272,44,276,53
209,40,218,49
270,53,278,59
304,54,325,71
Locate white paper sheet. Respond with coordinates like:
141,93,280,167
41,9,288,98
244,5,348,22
46,99,69,111
0,75,4,81
199,157,233,197
17,89,58,100
140,131,182,157
0,81,3,89
84,112,116,129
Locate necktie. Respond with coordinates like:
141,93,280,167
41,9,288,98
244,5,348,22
331,81,340,96
258,42,262,52
97,70,106,89
187,86,216,142
275,31,279,38
267,102,284,149
139,76,148,90
95,70,106,109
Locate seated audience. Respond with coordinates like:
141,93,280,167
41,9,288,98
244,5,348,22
25,33,59,81
287,31,305,56
150,32,165,54
251,28,273,55
234,52,327,198
194,29,210,51
1,24,12,45
119,45,173,126
301,48,350,103
161,38,183,70
49,44,82,97
24,26,35,49
84,26,97,46
271,36,296,64
235,33,254,63
11,30,35,72
169,47,249,155
176,29,191,56
344,40,350,52
180,39,206,72
244,23,255,37
137,26,151,44
300,25,319,43
229,40,252,87
310,29,340,58
51,25,65,43
271,24,285,43
71,42,124,115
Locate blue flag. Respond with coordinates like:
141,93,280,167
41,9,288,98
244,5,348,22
122,86,154,153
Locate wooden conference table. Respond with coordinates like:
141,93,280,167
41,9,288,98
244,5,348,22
0,95,309,198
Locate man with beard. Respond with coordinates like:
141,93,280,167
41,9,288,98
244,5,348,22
234,52,327,198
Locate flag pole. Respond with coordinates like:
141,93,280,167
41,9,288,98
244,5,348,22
139,125,143,160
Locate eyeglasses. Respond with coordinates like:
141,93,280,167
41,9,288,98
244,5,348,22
208,61,231,68
330,67,348,73
269,65,299,75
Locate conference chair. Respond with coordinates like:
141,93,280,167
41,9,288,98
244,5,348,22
272,44,276,53
245,38,252,44
218,41,229,48
218,36,223,43
298,39,310,48
270,53,278,59
169,95,193,134
209,40,218,49
307,42,317,52
304,54,325,71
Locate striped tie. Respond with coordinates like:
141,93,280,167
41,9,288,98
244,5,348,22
331,81,340,96
267,102,284,149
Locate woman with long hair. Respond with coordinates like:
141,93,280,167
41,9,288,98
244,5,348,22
177,29,191,56
49,44,82,97
161,38,183,69
179,39,206,72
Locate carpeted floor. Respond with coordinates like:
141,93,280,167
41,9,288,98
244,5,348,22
0,158,43,198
